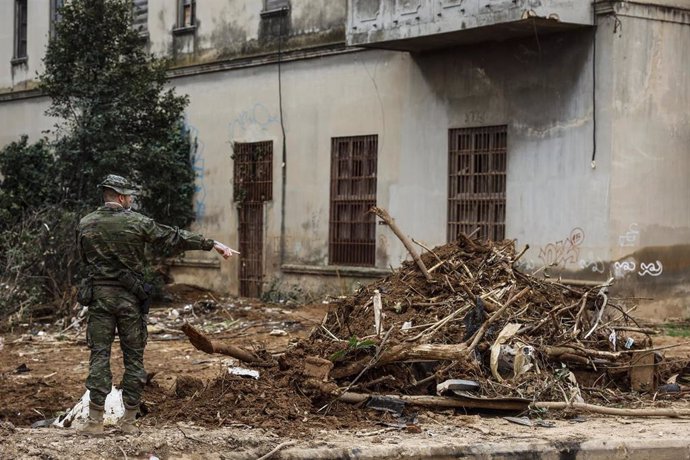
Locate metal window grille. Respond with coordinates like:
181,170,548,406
329,135,378,267
14,0,27,59
448,126,507,242
233,141,273,203
132,0,148,34
233,141,273,298
178,0,196,27
238,203,264,298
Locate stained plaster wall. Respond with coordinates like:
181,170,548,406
0,0,50,92
605,4,690,318
147,0,346,65
173,29,605,299
168,49,409,293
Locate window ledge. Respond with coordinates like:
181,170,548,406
173,25,197,36
261,7,289,18
281,264,390,278
10,57,28,66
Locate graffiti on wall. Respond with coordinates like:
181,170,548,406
613,260,636,278
228,103,280,141
638,261,663,277
185,119,207,220
579,257,605,274
538,227,585,267
613,259,664,278
618,223,640,248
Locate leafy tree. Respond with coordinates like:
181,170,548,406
0,136,58,231
0,0,198,321
40,0,193,227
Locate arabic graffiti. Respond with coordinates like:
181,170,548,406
638,261,663,277
613,260,636,278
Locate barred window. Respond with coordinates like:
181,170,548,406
329,135,378,267
132,0,148,35
177,0,196,28
233,141,273,203
448,126,507,242
14,0,28,60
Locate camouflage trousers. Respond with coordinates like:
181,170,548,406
86,285,147,409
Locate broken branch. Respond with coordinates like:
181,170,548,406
371,206,431,281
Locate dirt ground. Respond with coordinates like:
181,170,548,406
1,287,690,459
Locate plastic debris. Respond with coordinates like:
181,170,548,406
436,379,481,395
269,329,288,336
52,386,125,429
228,367,260,379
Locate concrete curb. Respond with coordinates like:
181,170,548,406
279,437,690,459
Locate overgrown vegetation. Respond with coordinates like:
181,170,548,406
0,0,196,324
662,323,690,338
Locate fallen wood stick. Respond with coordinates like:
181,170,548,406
181,323,262,364
339,393,690,417
532,401,690,417
339,392,528,411
544,345,622,361
467,287,531,353
331,342,469,379
371,206,431,281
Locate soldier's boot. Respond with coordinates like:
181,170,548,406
79,403,104,436
119,406,140,435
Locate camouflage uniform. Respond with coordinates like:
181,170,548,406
78,175,214,410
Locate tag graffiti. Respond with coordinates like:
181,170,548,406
539,228,585,267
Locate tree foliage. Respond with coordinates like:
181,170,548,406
40,0,193,227
0,137,59,230
0,0,197,322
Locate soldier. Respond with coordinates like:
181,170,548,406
77,174,236,435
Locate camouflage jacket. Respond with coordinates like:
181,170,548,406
78,205,214,280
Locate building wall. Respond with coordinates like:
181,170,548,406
605,4,690,318
0,0,51,92
0,1,689,318
172,30,603,299
147,0,346,65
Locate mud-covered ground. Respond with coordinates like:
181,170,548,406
1,286,690,459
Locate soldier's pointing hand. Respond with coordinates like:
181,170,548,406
213,241,239,259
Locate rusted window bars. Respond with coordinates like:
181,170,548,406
233,141,273,297
329,135,378,267
448,126,507,242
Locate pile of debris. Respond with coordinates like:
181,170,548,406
173,209,688,423
290,209,686,414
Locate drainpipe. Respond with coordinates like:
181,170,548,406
277,11,288,266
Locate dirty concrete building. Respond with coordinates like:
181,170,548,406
0,0,689,319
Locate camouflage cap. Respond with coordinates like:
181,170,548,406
97,174,140,196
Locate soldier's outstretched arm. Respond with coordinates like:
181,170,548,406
141,216,227,257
